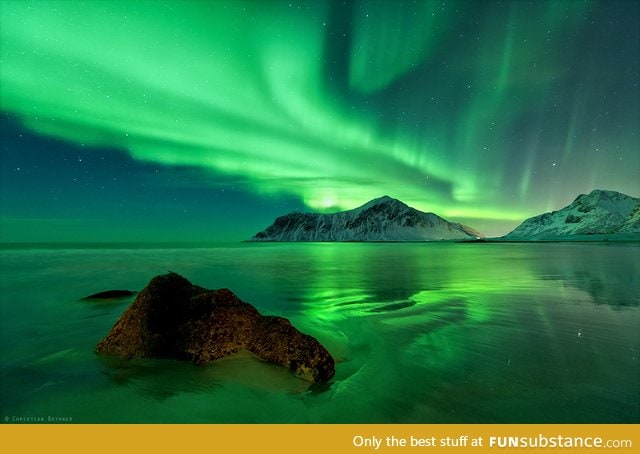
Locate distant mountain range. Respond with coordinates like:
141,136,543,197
504,189,639,239
248,190,639,243
249,196,484,242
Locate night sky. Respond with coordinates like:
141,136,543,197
1,0,638,242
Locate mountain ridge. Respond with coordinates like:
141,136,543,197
249,196,484,242
504,189,639,239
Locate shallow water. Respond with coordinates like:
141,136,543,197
0,242,638,423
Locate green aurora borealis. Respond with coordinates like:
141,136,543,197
1,0,638,241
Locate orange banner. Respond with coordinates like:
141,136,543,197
1,424,637,453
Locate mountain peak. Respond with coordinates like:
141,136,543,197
578,189,628,201
357,195,407,210
589,189,624,196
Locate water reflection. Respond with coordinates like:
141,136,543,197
286,243,639,422
529,244,639,307
99,351,311,400
1,243,638,422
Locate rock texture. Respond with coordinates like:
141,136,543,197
505,189,640,239
249,195,484,241
96,273,335,382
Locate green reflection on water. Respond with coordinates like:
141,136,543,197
1,243,638,422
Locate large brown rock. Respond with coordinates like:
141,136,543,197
95,273,335,382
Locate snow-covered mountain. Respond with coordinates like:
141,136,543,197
505,189,640,239
249,196,484,242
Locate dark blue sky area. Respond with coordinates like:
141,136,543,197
1,115,304,242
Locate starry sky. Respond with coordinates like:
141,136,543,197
1,0,638,242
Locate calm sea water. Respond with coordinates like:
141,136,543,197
0,242,638,423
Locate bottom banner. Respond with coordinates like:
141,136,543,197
0,424,637,453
